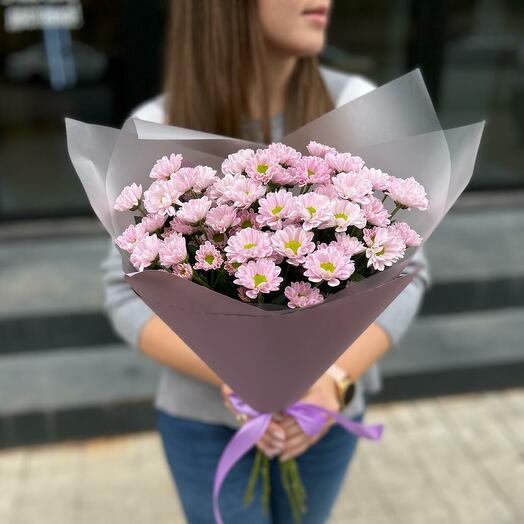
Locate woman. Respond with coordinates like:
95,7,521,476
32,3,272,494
102,1,429,522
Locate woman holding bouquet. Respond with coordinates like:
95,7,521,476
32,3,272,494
102,1,429,522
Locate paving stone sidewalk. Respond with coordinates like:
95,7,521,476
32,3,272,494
1,389,522,524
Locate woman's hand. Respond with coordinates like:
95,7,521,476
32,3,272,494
221,383,286,458
278,373,340,462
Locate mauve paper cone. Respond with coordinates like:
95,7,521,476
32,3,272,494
65,69,485,411
126,270,414,412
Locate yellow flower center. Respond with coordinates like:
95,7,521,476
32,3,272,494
243,242,256,249
271,206,283,215
334,212,348,220
257,164,268,174
320,261,335,272
284,240,301,255
253,274,267,287
306,206,316,217
307,169,315,178
204,254,215,265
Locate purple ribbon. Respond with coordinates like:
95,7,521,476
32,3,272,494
213,394,384,524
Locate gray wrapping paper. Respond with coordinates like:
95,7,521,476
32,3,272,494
65,70,484,411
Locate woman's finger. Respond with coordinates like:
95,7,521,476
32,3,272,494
282,422,303,440
280,438,312,461
258,421,285,454
280,431,310,455
279,415,297,432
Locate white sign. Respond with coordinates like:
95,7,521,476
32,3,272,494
3,1,83,32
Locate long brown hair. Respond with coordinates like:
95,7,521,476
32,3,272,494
163,0,334,143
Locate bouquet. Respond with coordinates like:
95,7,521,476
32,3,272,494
113,142,426,305
65,70,484,523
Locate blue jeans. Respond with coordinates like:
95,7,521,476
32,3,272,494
157,410,363,524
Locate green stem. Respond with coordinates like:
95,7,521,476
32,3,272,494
261,453,271,516
299,184,311,195
279,460,302,523
389,203,402,219
191,270,212,289
243,449,263,507
289,459,307,515
279,461,295,521
282,262,289,282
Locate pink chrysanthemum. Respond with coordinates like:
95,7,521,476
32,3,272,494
224,227,273,263
221,149,255,176
205,204,239,233
130,234,161,271
114,183,142,212
223,176,266,209
238,287,252,302
202,227,228,248
173,262,193,280
270,166,296,186
331,232,366,257
236,209,260,230
268,251,285,265
361,196,391,227
192,166,218,193
284,281,324,309
267,143,301,167
149,154,183,180
325,152,365,173
361,167,391,191
256,189,295,230
158,233,187,267
194,241,224,270
233,258,283,299
290,192,332,230
306,141,337,158
115,223,147,252
140,213,166,233
291,156,332,186
167,217,197,235
303,245,355,287
388,222,422,247
207,174,242,205
320,199,367,232
177,196,212,224
245,148,280,183
224,260,241,276
363,227,406,271
271,225,315,265
170,167,195,198
313,183,339,199
385,177,429,211
143,179,180,216
332,171,373,204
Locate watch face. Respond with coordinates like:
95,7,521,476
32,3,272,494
343,382,356,406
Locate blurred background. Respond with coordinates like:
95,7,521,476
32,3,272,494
0,1,523,523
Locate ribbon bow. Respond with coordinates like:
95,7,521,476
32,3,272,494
213,393,384,524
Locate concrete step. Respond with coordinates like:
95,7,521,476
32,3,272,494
0,345,158,447
1,307,523,448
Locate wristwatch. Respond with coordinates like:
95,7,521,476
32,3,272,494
327,364,356,408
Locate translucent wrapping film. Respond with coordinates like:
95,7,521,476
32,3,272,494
65,70,484,411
